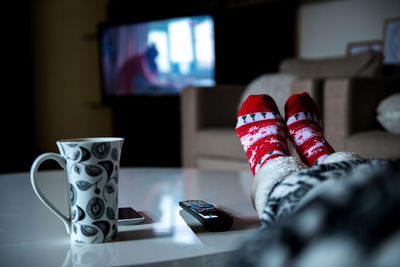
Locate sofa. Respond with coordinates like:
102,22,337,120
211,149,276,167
324,77,400,158
180,84,249,170
180,51,399,171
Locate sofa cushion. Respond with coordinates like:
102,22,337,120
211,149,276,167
195,128,247,160
347,130,400,158
279,51,383,78
377,93,400,134
238,73,297,115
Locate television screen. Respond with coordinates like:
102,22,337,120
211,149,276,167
99,15,215,98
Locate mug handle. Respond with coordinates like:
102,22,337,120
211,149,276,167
30,153,71,234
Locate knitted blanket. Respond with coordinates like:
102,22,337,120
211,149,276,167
232,158,400,267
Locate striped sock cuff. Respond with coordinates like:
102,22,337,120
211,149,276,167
236,112,283,129
286,112,322,129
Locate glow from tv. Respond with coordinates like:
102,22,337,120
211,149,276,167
100,15,215,96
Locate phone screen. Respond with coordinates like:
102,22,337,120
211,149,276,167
118,207,143,220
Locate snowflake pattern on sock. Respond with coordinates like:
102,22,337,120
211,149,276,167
236,95,289,175
285,92,335,167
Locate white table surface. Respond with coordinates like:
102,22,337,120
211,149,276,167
0,168,259,266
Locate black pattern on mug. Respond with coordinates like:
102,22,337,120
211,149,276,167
72,223,78,234
111,148,119,161
93,221,110,241
76,180,92,191
91,143,111,159
86,197,105,219
105,183,115,194
72,209,77,221
77,205,86,221
70,183,77,206
74,164,81,175
76,177,103,193
67,143,78,147
73,151,80,161
72,205,86,222
81,224,99,237
98,161,114,179
79,146,91,162
103,182,116,203
106,207,115,220
85,165,103,177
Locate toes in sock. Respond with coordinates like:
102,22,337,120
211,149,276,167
236,95,289,175
285,92,335,166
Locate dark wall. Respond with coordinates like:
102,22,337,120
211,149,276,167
1,0,35,173
106,0,297,168
214,1,297,84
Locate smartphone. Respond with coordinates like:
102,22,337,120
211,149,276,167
118,207,145,225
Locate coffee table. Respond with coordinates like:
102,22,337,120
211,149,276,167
0,168,259,266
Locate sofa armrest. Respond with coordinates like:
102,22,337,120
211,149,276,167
180,85,246,167
324,77,400,151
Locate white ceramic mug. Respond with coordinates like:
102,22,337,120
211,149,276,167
30,137,124,243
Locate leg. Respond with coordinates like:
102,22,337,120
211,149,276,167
251,156,306,218
285,92,335,166
323,151,361,163
236,94,306,217
236,94,289,175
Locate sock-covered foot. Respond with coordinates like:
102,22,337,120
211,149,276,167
236,95,289,175
285,92,335,166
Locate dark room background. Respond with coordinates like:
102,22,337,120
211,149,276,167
1,0,297,173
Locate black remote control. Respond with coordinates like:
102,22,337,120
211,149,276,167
179,200,233,231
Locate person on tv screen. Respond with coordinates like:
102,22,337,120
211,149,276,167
117,44,177,95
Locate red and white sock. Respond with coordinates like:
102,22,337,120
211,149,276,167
236,95,289,175
285,92,335,167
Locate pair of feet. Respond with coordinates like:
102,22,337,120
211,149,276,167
236,92,335,175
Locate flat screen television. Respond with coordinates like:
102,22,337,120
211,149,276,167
99,15,215,101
